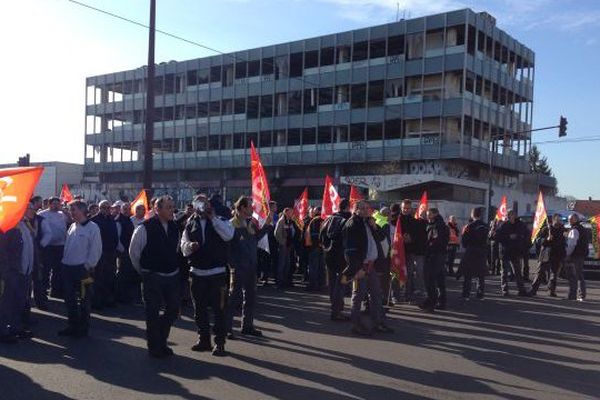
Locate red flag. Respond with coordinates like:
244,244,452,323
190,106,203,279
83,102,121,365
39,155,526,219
531,191,548,244
60,183,74,203
495,195,508,221
390,218,407,283
349,185,364,209
414,191,428,219
0,166,44,233
250,141,271,222
590,214,600,259
130,189,150,218
293,187,309,229
321,175,341,219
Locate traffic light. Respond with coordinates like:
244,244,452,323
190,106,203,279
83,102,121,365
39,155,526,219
559,116,567,137
17,154,30,167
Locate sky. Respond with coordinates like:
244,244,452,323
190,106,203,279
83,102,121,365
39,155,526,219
0,0,599,199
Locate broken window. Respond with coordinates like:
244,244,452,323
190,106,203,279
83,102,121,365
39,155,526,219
248,60,260,77
260,95,273,118
385,79,403,98
288,129,301,146
319,87,333,105
320,47,334,66
368,80,384,107
353,41,368,61
247,96,259,118
302,127,316,144
318,126,332,144
304,88,317,113
387,35,405,56
288,90,302,115
290,52,303,77
369,39,386,59
350,123,365,142
351,83,367,109
305,50,319,68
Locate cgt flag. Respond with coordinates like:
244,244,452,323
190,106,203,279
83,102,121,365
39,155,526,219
590,214,600,258
414,191,428,219
293,187,309,229
250,141,271,252
321,175,341,219
0,166,44,233
495,195,508,221
349,185,364,209
531,191,548,244
60,183,74,203
390,218,407,284
130,189,150,218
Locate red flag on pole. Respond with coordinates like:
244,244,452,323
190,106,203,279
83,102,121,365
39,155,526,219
590,214,600,259
60,183,74,203
0,166,44,233
130,189,150,218
349,185,364,209
495,195,508,221
321,175,341,219
250,141,271,222
531,191,548,244
390,218,407,283
293,187,309,229
414,191,428,219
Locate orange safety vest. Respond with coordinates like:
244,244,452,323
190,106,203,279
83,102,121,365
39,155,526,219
449,225,459,245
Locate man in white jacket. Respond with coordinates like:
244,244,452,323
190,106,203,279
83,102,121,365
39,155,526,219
59,200,102,338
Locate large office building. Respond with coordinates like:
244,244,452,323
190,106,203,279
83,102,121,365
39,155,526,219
84,8,558,218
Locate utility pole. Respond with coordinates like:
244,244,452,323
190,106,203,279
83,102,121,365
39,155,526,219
142,0,156,194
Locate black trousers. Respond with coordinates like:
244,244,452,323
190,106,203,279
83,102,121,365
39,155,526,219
531,258,562,295
141,272,180,352
424,253,446,307
42,245,64,298
92,251,117,307
191,273,228,346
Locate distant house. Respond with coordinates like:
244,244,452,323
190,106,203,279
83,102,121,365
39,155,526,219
572,199,600,217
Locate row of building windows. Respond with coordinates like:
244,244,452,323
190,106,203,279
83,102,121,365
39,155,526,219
88,24,533,103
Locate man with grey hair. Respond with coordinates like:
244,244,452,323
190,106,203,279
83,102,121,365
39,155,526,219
565,213,589,301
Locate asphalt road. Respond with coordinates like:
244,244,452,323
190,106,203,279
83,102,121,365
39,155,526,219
1,275,599,400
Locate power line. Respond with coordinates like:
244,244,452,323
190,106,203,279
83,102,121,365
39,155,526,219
533,135,600,145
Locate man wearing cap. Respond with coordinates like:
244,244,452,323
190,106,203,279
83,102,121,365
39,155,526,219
90,200,119,309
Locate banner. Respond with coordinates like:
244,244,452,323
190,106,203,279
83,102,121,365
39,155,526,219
130,189,150,218
250,141,271,252
590,214,600,258
0,166,44,233
321,175,341,219
293,187,309,229
495,195,508,221
414,191,428,219
349,185,364,209
60,183,74,203
390,218,407,283
531,191,548,244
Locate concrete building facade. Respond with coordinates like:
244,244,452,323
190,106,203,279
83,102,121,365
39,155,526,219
83,9,556,219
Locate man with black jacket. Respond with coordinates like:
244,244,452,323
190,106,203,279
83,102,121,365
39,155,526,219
496,210,528,296
400,199,427,303
115,202,138,304
342,200,392,335
419,208,450,312
130,196,181,358
91,200,119,309
320,199,351,321
306,207,325,292
181,194,234,356
565,213,589,301
460,207,489,299
529,214,566,297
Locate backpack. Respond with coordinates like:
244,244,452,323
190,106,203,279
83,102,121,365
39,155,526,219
320,215,346,253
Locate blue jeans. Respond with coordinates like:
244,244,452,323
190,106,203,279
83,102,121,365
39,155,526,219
350,271,382,327
62,264,93,334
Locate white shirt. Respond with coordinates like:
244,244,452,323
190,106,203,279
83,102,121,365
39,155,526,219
18,221,34,275
62,220,103,270
38,209,68,247
566,228,580,257
180,216,234,277
364,223,378,263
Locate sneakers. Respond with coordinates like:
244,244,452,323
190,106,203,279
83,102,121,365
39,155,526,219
241,328,263,337
351,324,372,337
418,301,435,313
374,324,394,334
212,344,228,357
226,332,237,340
191,340,212,352
330,313,350,322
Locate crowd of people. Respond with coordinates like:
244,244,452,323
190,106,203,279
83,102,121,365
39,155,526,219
0,192,591,359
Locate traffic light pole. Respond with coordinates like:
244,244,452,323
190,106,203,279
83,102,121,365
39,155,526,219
142,0,156,195
486,121,566,222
